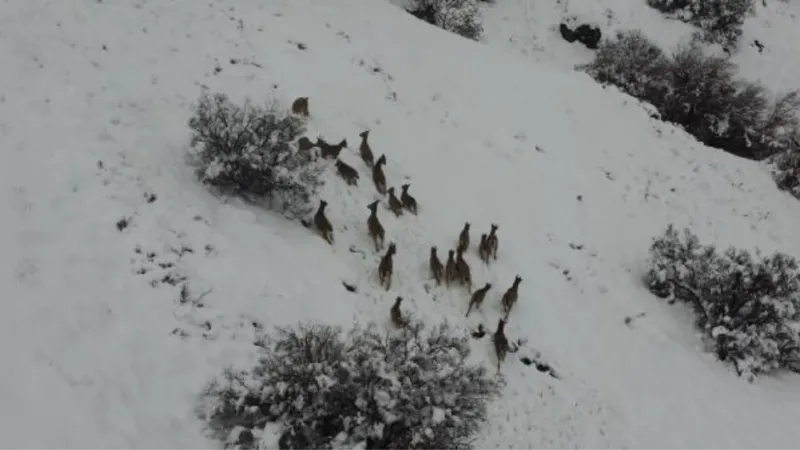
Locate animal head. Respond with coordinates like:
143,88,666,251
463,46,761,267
388,187,395,195
480,233,487,242
431,246,437,254
491,223,499,232
394,296,403,306
375,154,387,166
319,199,327,209
514,275,523,285
401,183,410,191
340,138,348,148
367,200,379,211
359,130,370,139
387,242,397,254
448,249,455,258
497,318,506,331
485,282,492,290
463,222,470,230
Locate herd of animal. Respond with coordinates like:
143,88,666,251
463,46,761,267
291,96,523,372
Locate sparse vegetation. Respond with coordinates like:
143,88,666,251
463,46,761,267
646,0,756,48
581,31,800,161
188,92,324,219
645,224,800,380
199,321,501,449
768,146,800,199
406,0,484,41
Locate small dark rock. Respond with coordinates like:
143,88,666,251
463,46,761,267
559,23,576,43
560,23,602,49
574,24,602,49
342,281,357,293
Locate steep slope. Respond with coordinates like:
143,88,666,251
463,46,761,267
3,0,800,448
481,0,800,94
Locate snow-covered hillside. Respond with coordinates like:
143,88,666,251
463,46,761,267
3,0,800,448
481,0,800,93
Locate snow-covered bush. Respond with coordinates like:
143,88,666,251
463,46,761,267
188,92,324,219
199,321,501,449
769,146,800,200
581,34,800,161
646,0,755,48
645,224,800,379
407,0,484,40
664,47,800,160
579,30,670,102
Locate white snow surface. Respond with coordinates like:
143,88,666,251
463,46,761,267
3,0,800,448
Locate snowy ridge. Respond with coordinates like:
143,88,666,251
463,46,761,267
3,0,800,448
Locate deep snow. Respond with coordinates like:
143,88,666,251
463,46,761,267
3,0,800,448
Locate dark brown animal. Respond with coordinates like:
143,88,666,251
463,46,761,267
400,183,417,215
493,318,510,373
455,248,472,293
501,275,523,318
465,282,492,317
445,249,458,287
335,159,359,186
359,130,375,168
387,187,404,217
457,222,470,254
317,137,348,159
367,200,385,252
378,242,397,291
291,97,309,116
296,136,316,158
372,154,387,195
478,233,491,264
313,199,334,245
487,223,499,260
390,296,407,328
429,246,444,285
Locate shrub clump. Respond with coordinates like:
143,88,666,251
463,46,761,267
580,32,800,161
406,0,484,41
769,145,800,200
580,30,670,101
188,92,324,219
199,320,501,449
645,224,800,380
646,0,756,49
